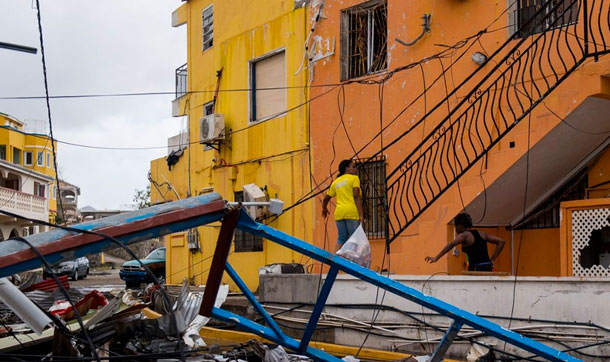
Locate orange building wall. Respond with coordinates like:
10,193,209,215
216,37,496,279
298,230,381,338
308,0,610,275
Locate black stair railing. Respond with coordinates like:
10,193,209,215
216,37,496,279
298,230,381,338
386,0,610,242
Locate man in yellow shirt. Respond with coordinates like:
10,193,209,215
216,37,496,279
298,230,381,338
322,159,364,252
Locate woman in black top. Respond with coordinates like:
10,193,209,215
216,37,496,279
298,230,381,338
425,213,505,271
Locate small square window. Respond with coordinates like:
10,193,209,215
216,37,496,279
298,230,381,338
341,0,387,80
202,5,213,51
204,101,215,116
24,152,33,166
233,191,264,252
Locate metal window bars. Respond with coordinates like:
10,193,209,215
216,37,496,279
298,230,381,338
385,0,610,243
343,1,387,79
356,156,387,239
175,63,187,99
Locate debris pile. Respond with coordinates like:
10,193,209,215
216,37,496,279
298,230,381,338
0,278,313,361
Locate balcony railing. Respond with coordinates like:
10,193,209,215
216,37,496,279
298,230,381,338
175,63,187,99
0,186,47,220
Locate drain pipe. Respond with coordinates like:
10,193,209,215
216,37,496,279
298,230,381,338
511,229,515,275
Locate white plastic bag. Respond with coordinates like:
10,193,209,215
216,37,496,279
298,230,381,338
264,345,290,362
336,225,371,268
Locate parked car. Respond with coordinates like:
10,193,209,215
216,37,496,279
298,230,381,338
119,247,166,288
43,257,90,281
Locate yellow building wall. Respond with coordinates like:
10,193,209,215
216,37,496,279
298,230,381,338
151,0,310,291
0,113,58,222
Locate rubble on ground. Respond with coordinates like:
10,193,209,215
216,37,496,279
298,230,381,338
0,278,319,362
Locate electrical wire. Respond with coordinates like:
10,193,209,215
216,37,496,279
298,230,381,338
35,0,64,224
257,301,610,359
502,89,534,359
0,85,346,100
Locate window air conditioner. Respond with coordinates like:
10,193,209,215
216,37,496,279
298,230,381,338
199,114,225,143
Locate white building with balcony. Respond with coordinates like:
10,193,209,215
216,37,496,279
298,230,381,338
0,159,52,239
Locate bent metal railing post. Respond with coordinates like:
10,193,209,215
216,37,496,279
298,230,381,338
385,0,610,242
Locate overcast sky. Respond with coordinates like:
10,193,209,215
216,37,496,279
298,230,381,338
0,0,186,210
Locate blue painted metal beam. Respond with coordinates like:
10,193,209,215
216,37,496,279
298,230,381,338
225,262,285,341
0,194,580,362
212,307,346,362
431,320,463,362
234,210,581,362
0,193,226,278
299,264,338,352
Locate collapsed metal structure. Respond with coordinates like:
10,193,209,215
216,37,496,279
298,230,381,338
0,194,581,361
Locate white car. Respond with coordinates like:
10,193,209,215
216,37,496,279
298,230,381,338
43,257,90,281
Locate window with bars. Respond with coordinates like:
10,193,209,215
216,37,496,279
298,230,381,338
356,157,387,239
234,191,264,252
515,0,578,38
341,0,387,80
202,5,213,51
515,167,588,229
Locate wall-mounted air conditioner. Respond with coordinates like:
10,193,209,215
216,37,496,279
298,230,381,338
199,113,225,144
243,183,267,220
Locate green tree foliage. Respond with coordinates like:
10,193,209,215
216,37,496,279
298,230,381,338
133,185,151,209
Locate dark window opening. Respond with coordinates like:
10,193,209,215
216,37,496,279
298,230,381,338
341,0,387,80
515,0,578,38
204,101,215,116
234,191,264,252
33,182,46,198
579,226,610,269
356,157,387,239
515,167,588,229
0,145,6,160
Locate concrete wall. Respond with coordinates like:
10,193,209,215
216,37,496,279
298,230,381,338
260,274,610,360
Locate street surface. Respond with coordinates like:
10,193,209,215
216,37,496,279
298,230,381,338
71,268,124,288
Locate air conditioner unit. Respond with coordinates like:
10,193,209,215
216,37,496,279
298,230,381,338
199,114,225,143
243,183,266,220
